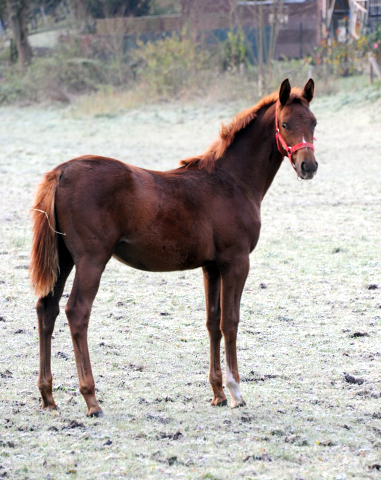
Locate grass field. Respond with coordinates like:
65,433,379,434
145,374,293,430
0,86,381,479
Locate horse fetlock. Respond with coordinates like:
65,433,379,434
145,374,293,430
79,383,95,397
208,370,222,385
38,378,52,392
226,383,244,405
225,366,244,407
79,384,101,415
39,389,57,410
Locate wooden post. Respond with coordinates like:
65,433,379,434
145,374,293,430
308,64,313,80
300,22,303,58
10,38,18,63
369,53,381,84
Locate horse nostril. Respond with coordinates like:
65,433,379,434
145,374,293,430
315,161,318,170
301,161,307,173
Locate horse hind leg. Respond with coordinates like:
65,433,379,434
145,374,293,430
37,239,74,410
203,265,227,406
65,258,106,417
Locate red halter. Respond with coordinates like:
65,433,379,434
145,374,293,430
275,100,315,174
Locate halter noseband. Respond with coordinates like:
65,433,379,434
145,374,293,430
275,100,315,175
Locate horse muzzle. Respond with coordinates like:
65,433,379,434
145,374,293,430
295,152,318,180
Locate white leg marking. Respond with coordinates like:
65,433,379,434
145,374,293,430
225,365,245,408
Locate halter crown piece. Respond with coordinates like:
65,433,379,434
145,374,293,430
274,100,315,174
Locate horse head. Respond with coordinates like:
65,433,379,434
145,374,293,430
277,78,318,180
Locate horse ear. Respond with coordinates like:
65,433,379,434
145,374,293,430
279,78,291,106
303,78,315,103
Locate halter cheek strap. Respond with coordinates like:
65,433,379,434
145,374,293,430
275,100,315,174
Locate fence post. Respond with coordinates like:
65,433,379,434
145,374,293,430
369,52,381,84
308,64,313,80
10,38,18,63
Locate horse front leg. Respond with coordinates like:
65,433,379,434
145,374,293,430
65,260,105,417
37,259,73,410
220,256,249,408
202,265,226,406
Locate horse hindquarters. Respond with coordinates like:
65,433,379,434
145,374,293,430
31,165,106,415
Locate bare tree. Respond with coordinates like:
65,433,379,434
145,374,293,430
103,15,133,85
7,0,32,70
73,0,87,20
228,0,284,94
98,1,134,85
70,0,91,32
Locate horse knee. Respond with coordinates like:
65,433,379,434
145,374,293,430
220,320,239,341
38,378,52,392
206,309,221,331
207,325,222,341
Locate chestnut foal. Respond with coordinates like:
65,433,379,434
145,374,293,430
30,78,317,416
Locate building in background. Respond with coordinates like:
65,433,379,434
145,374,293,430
319,0,381,42
96,0,381,59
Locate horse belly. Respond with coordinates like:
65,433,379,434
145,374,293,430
113,236,211,272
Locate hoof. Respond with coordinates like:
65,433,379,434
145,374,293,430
41,404,58,412
87,408,103,418
211,395,227,407
231,399,246,408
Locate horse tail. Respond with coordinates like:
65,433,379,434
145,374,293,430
30,169,62,298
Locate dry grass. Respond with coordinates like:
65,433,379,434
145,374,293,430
0,89,381,479
69,72,258,118
70,72,373,119
73,88,144,117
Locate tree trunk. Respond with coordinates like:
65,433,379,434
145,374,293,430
72,0,89,32
7,0,32,70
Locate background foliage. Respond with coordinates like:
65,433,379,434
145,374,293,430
0,0,380,106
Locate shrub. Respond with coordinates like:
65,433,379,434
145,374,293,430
367,25,381,63
0,35,121,104
0,53,105,104
222,30,250,71
133,31,210,95
316,37,367,77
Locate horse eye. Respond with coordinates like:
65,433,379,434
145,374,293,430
281,122,288,130
314,122,317,127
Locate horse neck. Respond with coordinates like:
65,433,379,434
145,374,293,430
220,103,282,202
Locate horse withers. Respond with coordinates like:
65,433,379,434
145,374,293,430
30,78,317,416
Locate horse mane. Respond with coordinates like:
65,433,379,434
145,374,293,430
179,88,303,173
